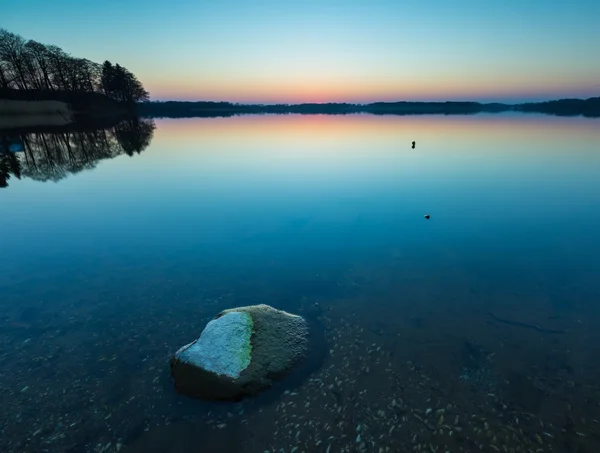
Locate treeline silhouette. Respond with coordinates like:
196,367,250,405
138,101,515,118
515,97,600,118
138,98,600,118
0,28,148,105
0,117,155,188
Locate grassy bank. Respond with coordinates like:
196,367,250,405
0,89,130,120
0,99,71,116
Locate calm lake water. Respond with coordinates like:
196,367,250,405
1,113,600,453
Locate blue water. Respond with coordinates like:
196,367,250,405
1,113,600,452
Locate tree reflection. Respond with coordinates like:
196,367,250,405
0,139,21,187
0,117,155,187
114,117,155,156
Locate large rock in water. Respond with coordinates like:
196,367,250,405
170,304,309,401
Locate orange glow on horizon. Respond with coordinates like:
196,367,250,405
144,72,600,104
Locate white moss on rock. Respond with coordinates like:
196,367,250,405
176,311,253,379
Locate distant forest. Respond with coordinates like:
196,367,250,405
136,101,511,118
516,98,600,117
138,98,600,118
0,29,148,105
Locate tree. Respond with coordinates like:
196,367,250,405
0,29,28,89
101,61,149,104
0,59,12,88
21,46,44,90
121,68,149,104
100,60,117,98
1,29,150,103
45,45,70,90
24,40,54,90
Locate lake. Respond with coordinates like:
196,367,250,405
1,113,600,453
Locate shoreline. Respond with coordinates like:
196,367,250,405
0,100,74,130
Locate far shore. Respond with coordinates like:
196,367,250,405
137,97,600,118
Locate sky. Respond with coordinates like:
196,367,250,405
3,0,600,103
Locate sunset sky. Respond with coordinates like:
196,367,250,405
4,0,600,103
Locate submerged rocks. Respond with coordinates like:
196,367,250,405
170,304,309,401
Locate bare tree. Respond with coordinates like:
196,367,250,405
21,45,44,90
0,59,13,88
1,28,149,103
45,45,71,90
0,29,28,89
25,40,54,90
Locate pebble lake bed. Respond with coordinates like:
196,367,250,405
2,266,599,453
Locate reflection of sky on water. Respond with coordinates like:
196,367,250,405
3,114,600,269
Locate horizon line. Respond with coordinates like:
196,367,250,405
146,96,598,105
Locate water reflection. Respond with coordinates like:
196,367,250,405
0,117,155,188
1,114,600,453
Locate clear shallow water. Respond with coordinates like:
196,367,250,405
1,113,600,452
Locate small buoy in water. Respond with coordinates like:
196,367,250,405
412,141,416,149
424,214,430,220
